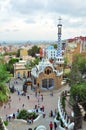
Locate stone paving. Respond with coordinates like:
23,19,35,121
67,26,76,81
0,78,86,130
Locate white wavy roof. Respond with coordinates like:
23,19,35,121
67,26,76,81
31,58,63,78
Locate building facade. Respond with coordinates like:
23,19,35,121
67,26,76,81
31,58,64,91
46,46,57,60
14,60,30,78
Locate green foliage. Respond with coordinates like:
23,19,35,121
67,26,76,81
26,58,41,69
70,81,86,110
9,58,19,64
17,109,38,120
26,60,35,69
17,109,28,120
0,64,10,83
60,118,64,127
28,45,40,57
74,54,86,73
0,56,5,64
4,51,17,56
34,127,37,130
6,58,19,74
4,120,8,126
69,63,82,86
0,83,9,102
68,54,86,86
51,44,57,49
64,57,68,69
16,49,20,57
28,112,38,120
0,63,10,105
61,96,66,109
56,112,60,120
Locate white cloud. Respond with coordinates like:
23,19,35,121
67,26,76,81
0,0,86,41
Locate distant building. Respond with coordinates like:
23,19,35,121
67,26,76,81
20,46,28,58
14,60,31,78
46,46,57,60
65,36,86,65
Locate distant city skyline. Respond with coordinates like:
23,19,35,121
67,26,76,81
0,0,86,41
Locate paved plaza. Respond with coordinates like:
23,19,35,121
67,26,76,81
0,78,85,130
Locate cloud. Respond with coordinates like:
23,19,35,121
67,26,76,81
9,0,86,17
0,0,86,41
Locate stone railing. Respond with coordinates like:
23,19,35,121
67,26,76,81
36,125,46,130
57,97,74,130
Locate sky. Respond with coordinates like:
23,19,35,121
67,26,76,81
0,0,86,42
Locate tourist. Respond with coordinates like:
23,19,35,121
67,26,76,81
22,104,24,107
49,121,53,130
42,105,44,112
54,121,57,130
4,105,6,109
8,102,11,108
41,94,43,101
27,95,30,100
17,109,19,113
50,110,53,117
42,111,46,118
54,108,57,115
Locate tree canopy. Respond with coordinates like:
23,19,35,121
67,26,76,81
26,57,41,70
6,58,19,74
28,45,40,57
0,63,10,105
0,64,10,83
70,81,86,110
69,54,86,86
73,54,86,73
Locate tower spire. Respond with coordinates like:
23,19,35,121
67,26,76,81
57,17,62,57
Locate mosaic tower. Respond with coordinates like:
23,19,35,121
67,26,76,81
57,17,62,57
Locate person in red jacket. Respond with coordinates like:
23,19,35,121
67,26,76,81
49,121,53,130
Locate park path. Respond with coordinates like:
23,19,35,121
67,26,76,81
1,78,86,130
0,77,69,130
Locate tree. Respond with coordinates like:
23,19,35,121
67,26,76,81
6,58,19,74
69,63,82,86
16,49,20,57
26,58,40,70
28,45,40,57
0,83,10,104
0,64,10,83
51,44,57,49
0,64,10,105
73,54,86,74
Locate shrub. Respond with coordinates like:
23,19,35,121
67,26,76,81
61,96,66,109
27,112,38,120
17,109,28,120
4,120,8,126
17,109,38,120
34,127,37,130
56,112,60,120
60,118,64,127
